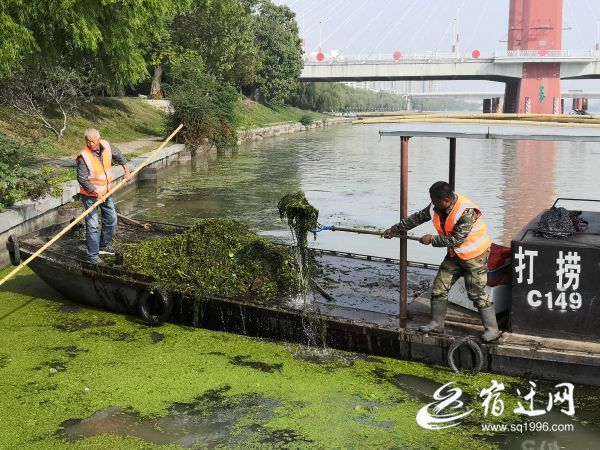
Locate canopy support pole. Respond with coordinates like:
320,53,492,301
400,136,410,326
449,137,456,190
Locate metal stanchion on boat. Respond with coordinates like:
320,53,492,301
399,136,410,327
449,137,456,190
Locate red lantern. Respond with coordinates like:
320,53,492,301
538,48,548,56
471,49,481,59
393,50,402,60
316,52,325,62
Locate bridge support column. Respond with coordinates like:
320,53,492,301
506,0,563,114
503,80,520,114
516,63,561,114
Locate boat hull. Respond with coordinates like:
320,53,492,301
12,220,600,386
17,245,600,386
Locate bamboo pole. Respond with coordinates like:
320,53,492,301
116,212,151,230
0,124,184,288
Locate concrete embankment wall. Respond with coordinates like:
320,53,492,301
238,117,352,143
0,117,351,269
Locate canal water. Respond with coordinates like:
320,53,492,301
118,123,600,265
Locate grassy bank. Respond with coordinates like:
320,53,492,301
0,98,166,160
238,98,330,129
0,97,331,161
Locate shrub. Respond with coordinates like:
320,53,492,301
166,52,240,148
0,133,63,210
299,114,313,126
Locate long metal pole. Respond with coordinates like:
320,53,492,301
400,136,409,325
0,124,184,288
449,137,456,190
331,226,420,240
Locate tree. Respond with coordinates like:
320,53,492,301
253,0,303,105
288,82,408,112
0,1,182,88
0,3,36,77
144,0,191,99
171,0,258,88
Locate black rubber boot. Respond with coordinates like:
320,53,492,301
419,299,448,333
478,305,500,342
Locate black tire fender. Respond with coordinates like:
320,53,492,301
447,337,485,374
7,235,20,266
138,289,172,326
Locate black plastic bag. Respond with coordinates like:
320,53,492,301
535,207,586,238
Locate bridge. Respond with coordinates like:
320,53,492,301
300,51,600,82
395,91,600,99
299,0,599,114
391,90,600,112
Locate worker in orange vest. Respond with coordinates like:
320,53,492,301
384,181,499,342
76,128,131,264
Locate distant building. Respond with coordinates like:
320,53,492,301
340,80,439,95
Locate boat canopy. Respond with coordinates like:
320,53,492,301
379,122,600,142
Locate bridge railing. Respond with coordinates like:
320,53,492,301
499,49,597,58
303,49,600,64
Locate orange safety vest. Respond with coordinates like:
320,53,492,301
77,140,113,197
432,193,491,260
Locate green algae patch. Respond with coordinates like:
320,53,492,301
119,218,301,299
2,266,600,449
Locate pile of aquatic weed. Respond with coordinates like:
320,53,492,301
277,191,319,276
120,218,301,299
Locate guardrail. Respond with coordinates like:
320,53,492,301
303,49,600,64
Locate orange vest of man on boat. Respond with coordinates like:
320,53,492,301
384,181,499,342
76,128,131,265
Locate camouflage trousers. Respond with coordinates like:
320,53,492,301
431,249,491,308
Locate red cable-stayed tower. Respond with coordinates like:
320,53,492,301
504,0,563,114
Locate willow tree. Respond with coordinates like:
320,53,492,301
0,0,181,88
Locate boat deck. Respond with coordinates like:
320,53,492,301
310,250,484,334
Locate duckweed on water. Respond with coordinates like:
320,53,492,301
3,266,600,449
121,218,301,299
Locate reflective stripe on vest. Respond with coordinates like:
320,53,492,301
78,140,112,197
432,193,491,260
